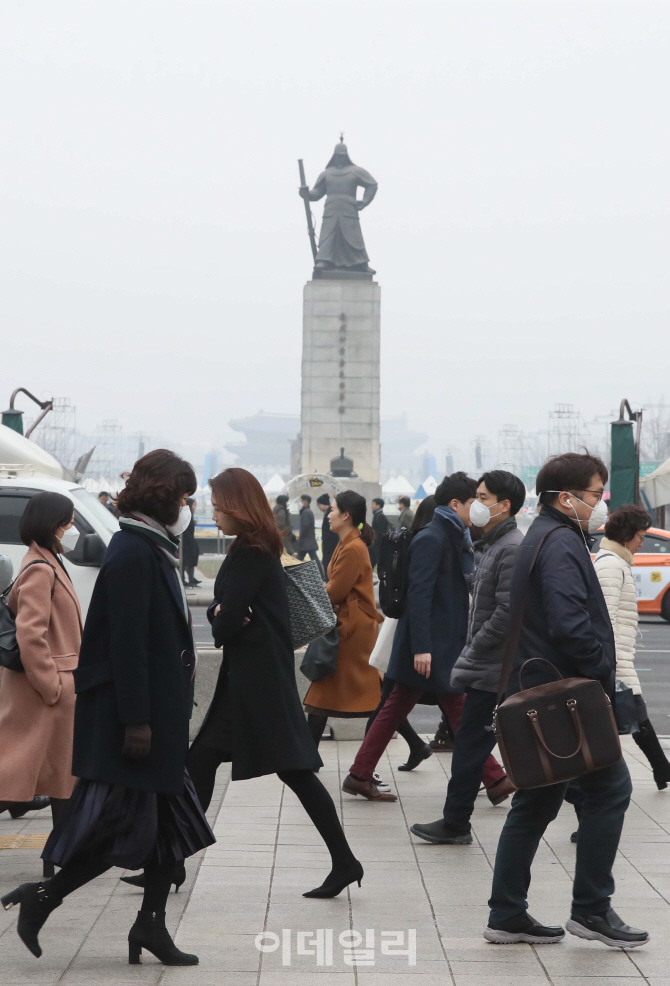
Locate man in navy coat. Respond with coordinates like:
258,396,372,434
342,472,504,801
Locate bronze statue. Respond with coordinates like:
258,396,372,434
299,137,378,275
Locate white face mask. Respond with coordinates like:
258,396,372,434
167,504,192,537
567,494,609,534
58,526,80,553
545,491,608,535
469,499,505,528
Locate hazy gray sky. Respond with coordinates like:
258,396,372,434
1,2,669,468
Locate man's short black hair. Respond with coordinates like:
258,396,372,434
435,471,477,506
398,496,411,508
98,491,110,498
301,494,312,504
372,497,384,508
316,493,330,505
478,470,526,516
536,452,608,506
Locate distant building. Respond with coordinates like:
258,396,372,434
224,410,427,485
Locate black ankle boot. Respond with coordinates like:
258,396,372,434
1,881,63,957
633,720,670,789
128,910,198,965
121,861,186,892
303,859,364,898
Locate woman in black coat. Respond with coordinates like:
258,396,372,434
181,498,201,587
187,466,362,898
2,450,214,967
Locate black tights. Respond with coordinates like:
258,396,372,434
187,741,355,870
48,851,175,913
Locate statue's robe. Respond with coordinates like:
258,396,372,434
312,165,377,268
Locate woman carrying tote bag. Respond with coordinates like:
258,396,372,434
303,490,383,745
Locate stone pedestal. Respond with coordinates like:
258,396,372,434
300,278,380,484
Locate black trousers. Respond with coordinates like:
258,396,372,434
443,687,497,831
488,757,632,923
297,550,325,578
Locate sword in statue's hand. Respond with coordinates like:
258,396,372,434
298,159,318,262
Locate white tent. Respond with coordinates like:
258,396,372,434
414,475,438,500
382,475,415,496
263,473,286,496
640,458,670,509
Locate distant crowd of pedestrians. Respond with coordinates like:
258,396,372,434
1,448,664,967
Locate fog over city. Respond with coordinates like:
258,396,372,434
1,2,669,476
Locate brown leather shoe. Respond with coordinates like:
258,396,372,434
486,776,516,806
342,774,397,801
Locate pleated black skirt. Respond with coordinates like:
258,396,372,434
42,769,215,871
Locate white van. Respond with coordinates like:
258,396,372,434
0,469,119,613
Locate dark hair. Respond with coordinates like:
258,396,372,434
275,494,289,507
536,452,608,505
116,449,197,526
301,494,312,504
335,490,374,547
210,467,283,557
316,493,331,505
372,497,384,509
605,505,652,545
98,491,110,498
435,471,477,507
19,492,74,550
411,495,436,531
478,470,526,516
398,496,411,509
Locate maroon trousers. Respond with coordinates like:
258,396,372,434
350,682,506,785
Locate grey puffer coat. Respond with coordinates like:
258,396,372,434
450,517,523,693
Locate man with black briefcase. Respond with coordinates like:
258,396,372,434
484,452,649,950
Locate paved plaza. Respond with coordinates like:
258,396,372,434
2,736,670,985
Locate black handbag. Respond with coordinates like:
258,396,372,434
284,560,336,649
0,560,56,673
493,526,621,790
613,679,639,735
300,626,339,681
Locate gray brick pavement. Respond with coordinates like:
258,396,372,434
1,737,669,984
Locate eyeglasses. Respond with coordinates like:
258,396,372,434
575,489,605,502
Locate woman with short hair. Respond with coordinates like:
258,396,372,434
187,467,362,899
2,450,214,966
594,504,670,788
0,492,81,831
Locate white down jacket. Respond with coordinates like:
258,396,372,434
593,538,641,694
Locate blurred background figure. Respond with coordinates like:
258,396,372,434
297,494,324,576
273,493,295,556
317,493,338,575
0,492,82,850
369,497,390,571
396,496,414,531
181,497,201,587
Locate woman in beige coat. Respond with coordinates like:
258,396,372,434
0,492,82,844
594,504,670,789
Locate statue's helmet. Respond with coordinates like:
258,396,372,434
326,139,353,168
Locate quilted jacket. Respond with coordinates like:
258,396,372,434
450,517,524,693
593,538,641,694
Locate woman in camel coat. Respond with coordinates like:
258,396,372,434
304,490,383,746
0,492,82,825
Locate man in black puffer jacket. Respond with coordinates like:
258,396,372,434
411,470,525,845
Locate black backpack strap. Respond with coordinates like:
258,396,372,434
8,559,57,599
495,524,565,705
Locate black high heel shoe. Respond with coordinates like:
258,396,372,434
128,910,198,965
121,861,186,893
2,796,51,819
1,881,63,957
303,860,364,898
397,742,433,772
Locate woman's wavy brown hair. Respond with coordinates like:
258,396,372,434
116,449,197,527
210,467,283,557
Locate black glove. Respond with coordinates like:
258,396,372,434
122,723,152,759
